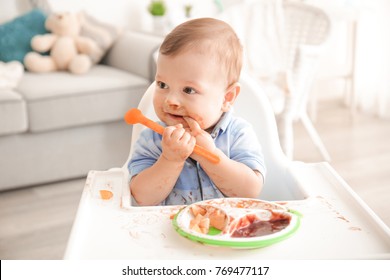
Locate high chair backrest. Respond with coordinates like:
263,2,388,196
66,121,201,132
126,72,305,201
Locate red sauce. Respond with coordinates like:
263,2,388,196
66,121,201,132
231,211,291,238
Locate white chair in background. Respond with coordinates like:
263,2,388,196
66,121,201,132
219,0,332,161
280,1,332,161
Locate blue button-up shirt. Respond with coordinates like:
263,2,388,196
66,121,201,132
128,111,266,205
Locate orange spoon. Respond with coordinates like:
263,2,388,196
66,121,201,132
124,108,220,164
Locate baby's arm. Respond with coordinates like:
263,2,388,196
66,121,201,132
184,117,263,198
199,150,263,198
130,124,196,206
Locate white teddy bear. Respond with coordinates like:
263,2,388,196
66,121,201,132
24,12,102,74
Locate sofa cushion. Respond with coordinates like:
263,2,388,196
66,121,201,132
0,90,28,135
0,9,47,63
17,65,149,132
79,11,122,64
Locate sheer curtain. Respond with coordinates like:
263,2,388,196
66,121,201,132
217,0,287,113
354,0,390,118
305,0,390,118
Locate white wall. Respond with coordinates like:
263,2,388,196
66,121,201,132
0,0,31,23
45,0,148,29
41,0,232,31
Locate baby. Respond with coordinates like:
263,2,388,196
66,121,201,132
128,18,266,206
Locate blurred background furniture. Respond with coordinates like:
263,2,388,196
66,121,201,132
220,0,331,161
0,22,161,191
281,1,332,161
308,2,359,122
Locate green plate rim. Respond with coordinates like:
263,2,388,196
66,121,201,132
172,206,301,248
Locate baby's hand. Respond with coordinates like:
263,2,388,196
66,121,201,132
161,124,196,163
184,117,216,162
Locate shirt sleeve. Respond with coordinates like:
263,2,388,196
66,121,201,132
128,128,163,179
229,119,267,180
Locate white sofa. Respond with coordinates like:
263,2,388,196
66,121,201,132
0,30,162,191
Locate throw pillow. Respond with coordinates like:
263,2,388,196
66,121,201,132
79,11,122,64
0,61,24,89
0,9,47,63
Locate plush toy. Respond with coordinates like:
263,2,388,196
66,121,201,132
24,12,103,74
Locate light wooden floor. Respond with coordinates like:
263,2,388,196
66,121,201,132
293,99,390,228
0,98,389,259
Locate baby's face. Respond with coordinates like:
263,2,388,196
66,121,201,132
153,51,230,131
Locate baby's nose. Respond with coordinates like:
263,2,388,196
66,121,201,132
165,92,181,107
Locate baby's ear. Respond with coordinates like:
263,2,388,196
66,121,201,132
222,82,240,112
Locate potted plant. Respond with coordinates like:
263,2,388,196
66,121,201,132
184,4,192,18
148,1,167,34
148,1,166,17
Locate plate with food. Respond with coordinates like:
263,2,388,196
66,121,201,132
172,198,301,248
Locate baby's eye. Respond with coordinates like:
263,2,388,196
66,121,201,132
183,87,196,95
157,81,168,89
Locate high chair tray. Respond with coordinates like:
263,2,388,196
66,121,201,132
64,163,390,259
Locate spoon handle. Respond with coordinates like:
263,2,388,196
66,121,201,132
139,118,220,164
125,109,220,164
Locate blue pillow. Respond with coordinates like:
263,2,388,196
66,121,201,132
0,9,47,63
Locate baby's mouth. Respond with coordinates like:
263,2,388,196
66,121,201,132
166,112,185,120
165,112,187,124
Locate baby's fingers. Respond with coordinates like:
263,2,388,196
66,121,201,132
181,131,196,146
171,127,186,142
162,126,176,139
183,117,202,136
163,124,187,142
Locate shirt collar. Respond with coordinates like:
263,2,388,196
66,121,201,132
210,110,232,139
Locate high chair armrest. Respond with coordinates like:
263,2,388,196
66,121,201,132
103,31,162,81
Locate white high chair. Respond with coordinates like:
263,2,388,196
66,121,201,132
126,74,303,202
65,74,390,259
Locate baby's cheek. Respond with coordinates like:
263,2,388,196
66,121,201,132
191,114,205,128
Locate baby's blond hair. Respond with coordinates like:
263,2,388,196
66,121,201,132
159,18,243,87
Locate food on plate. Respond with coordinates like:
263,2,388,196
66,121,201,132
186,199,292,238
229,210,291,238
189,214,210,234
174,198,299,249
207,206,229,230
189,205,228,234
190,204,207,217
